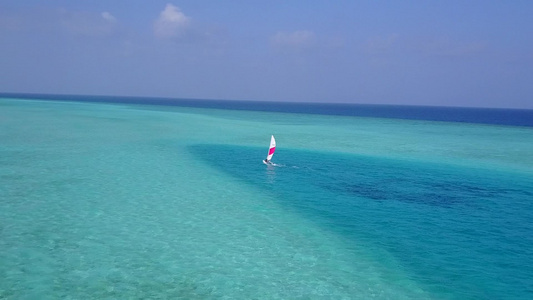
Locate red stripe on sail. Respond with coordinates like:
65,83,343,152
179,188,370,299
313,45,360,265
268,147,276,155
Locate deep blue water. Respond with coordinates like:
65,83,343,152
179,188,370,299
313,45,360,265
191,144,533,299
2,93,533,127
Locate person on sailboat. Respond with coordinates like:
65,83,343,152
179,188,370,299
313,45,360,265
264,135,276,165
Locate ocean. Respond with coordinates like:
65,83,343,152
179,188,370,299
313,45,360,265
1,94,532,299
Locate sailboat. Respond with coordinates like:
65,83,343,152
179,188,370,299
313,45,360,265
263,135,276,164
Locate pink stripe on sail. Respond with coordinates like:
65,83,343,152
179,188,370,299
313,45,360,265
269,147,276,155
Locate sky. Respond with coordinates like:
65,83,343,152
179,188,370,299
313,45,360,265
1,1,532,108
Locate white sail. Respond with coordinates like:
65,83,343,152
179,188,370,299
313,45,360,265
266,135,276,161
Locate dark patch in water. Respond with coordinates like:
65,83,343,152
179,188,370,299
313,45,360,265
188,144,533,298
188,144,515,209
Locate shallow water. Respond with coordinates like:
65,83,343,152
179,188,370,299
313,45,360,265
1,98,532,299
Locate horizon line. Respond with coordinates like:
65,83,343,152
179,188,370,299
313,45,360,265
0,91,531,111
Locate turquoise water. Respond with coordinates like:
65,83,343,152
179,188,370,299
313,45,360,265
1,98,532,299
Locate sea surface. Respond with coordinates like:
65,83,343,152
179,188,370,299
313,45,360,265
1,95,532,299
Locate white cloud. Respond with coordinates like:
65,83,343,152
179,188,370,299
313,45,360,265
58,9,119,37
0,8,118,36
421,37,487,56
101,11,117,23
154,4,191,39
271,30,317,50
364,34,400,54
